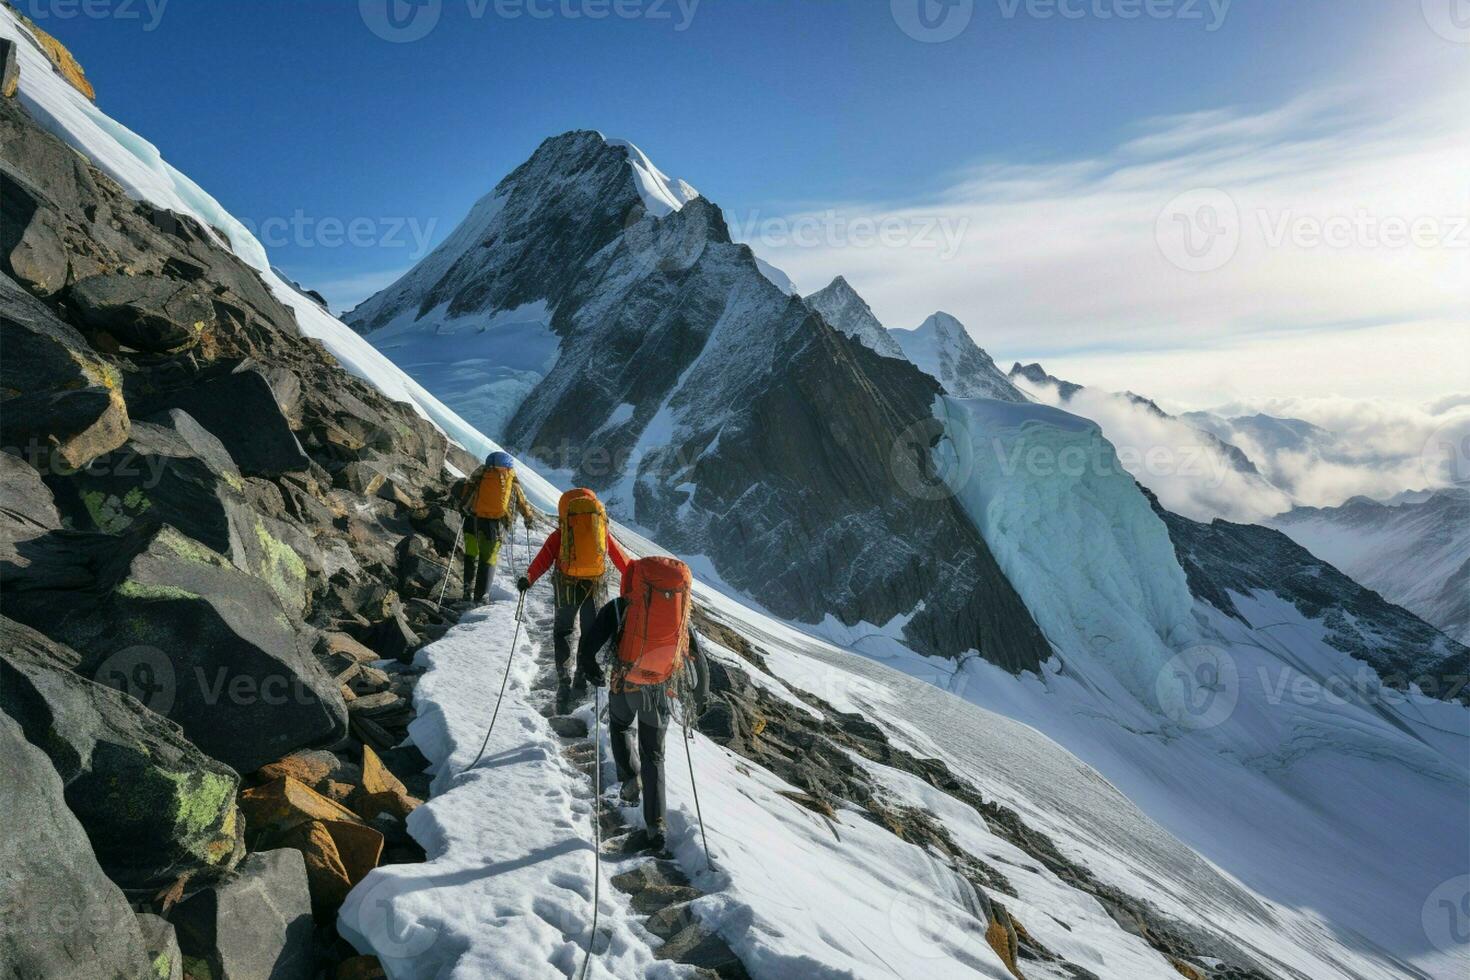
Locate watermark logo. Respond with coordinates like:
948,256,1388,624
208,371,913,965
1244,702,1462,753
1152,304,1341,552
1422,0,1470,43
890,417,971,501
1423,875,1470,954
891,0,975,43
360,0,442,42
93,645,176,715
1421,415,1470,488
1156,188,1240,273
1154,643,1238,729
350,875,443,958
996,0,1231,31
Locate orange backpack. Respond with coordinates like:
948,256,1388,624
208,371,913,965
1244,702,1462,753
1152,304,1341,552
616,557,693,687
558,488,608,579
472,467,515,519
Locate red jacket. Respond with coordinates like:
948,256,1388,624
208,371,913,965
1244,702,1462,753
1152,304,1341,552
525,529,630,585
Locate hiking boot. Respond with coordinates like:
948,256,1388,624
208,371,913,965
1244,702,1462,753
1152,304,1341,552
644,822,666,854
620,778,641,805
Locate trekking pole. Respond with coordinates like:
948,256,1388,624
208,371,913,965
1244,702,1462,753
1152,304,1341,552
463,591,526,773
578,687,604,980
682,707,714,872
434,521,465,612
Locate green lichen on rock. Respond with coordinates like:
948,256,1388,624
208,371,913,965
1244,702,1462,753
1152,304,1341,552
151,951,172,980
81,486,152,534
82,490,134,533
253,519,306,613
161,768,236,842
115,581,201,602
157,527,228,567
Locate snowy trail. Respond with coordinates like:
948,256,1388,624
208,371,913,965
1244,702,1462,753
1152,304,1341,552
338,551,686,979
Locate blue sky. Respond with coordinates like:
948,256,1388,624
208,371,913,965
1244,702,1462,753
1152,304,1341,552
38,0,1467,406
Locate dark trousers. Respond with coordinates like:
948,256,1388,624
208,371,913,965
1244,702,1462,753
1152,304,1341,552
608,685,671,830
461,516,503,601
552,574,599,674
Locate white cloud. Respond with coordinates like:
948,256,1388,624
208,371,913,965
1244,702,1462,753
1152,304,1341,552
750,71,1469,410
1014,376,1294,523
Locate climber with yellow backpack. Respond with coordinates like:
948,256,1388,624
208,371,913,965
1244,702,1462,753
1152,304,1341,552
575,555,710,853
518,488,631,699
454,451,535,605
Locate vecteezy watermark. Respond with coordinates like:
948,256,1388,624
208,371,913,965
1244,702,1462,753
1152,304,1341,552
360,0,700,42
891,0,975,43
1157,189,1469,272
18,0,168,31
237,211,438,260
1154,644,1239,730
1422,0,1470,44
1423,875,1470,955
997,0,1231,30
1257,210,1470,251
1421,415,1470,488
727,210,970,262
1258,663,1468,708
1156,188,1241,273
893,0,1231,41
1,437,172,483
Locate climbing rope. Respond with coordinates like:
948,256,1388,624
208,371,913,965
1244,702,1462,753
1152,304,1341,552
433,521,465,612
462,590,526,773
578,687,605,980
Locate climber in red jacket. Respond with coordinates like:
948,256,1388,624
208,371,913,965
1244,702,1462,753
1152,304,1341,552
518,489,630,700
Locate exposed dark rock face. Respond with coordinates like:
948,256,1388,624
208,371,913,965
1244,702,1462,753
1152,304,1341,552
6,523,350,772
1148,488,1469,702
0,54,462,976
0,616,244,894
349,132,1052,672
0,713,153,979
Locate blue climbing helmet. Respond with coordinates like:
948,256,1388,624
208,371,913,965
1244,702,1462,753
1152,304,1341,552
486,450,515,470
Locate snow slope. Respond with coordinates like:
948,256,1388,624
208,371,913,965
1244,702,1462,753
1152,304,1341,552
1268,489,1470,644
933,394,1469,978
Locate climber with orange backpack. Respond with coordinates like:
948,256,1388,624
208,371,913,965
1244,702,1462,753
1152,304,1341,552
575,555,709,853
517,488,631,699
454,451,535,605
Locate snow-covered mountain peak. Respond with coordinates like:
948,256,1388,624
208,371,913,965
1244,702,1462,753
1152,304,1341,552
802,275,905,359
889,311,1028,402
603,135,699,215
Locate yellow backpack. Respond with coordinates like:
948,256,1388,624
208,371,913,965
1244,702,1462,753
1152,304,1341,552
471,467,515,519
558,488,608,579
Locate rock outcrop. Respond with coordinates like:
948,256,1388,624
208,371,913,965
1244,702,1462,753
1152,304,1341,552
0,713,153,979
0,616,244,894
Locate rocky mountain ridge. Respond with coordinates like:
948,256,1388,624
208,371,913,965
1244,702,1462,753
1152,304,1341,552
349,131,1053,672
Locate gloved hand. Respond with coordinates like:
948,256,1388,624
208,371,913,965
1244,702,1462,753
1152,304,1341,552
695,697,709,717
516,575,530,593
523,515,534,530
584,665,606,688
